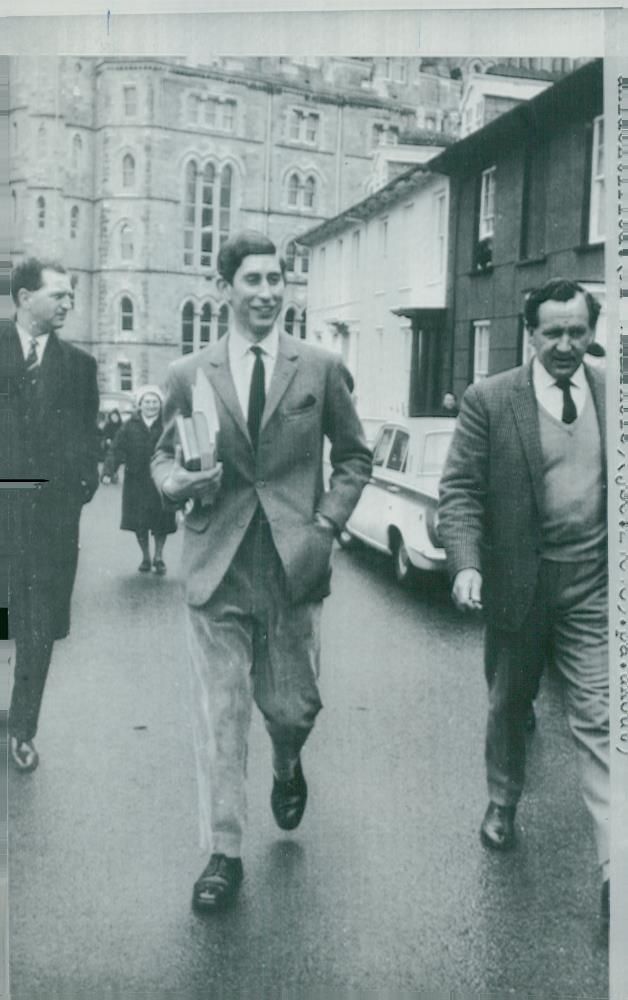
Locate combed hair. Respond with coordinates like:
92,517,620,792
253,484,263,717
524,278,601,331
217,231,284,284
11,257,68,305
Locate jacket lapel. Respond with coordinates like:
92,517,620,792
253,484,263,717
510,362,545,512
261,333,299,431
584,363,607,482
204,336,251,444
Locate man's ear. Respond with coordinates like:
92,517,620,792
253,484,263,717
216,277,230,299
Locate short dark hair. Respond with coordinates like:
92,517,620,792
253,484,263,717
11,257,68,306
217,230,285,284
524,278,601,331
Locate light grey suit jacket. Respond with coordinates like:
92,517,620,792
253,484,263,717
438,361,606,632
152,333,372,606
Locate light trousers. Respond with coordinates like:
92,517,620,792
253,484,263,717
185,512,323,856
485,553,609,870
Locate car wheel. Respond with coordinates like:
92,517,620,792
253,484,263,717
391,532,413,587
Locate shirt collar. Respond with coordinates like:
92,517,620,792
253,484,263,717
16,321,50,357
532,356,587,392
228,324,279,362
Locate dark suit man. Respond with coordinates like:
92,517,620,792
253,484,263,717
438,279,609,929
1,258,99,773
152,231,371,911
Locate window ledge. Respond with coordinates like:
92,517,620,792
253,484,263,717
469,265,494,278
574,241,604,254
516,254,547,268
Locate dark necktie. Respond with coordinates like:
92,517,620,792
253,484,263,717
247,346,266,449
25,336,38,371
555,376,577,425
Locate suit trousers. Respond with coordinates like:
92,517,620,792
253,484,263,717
485,553,609,868
185,509,323,856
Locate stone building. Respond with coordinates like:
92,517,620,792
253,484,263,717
8,55,462,393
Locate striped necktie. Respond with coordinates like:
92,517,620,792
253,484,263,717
25,337,39,381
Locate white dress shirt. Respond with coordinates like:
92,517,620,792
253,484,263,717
16,322,49,364
227,325,279,420
532,356,589,421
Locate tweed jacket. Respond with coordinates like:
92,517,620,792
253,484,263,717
151,332,372,606
438,361,606,632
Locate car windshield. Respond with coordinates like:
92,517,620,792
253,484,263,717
422,431,454,476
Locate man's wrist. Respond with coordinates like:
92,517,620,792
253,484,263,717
314,512,336,533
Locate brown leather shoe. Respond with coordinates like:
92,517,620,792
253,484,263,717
9,737,39,773
480,802,516,851
192,854,243,912
271,757,307,831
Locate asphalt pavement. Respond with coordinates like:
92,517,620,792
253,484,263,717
7,482,609,998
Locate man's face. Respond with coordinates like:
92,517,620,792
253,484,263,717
19,268,74,336
222,254,284,341
529,292,594,381
443,393,456,411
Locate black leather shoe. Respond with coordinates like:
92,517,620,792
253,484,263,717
192,854,243,912
480,802,516,851
271,757,307,831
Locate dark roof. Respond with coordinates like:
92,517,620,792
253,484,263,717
429,58,602,176
485,63,566,82
298,164,431,247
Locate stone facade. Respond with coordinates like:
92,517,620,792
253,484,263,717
8,55,461,394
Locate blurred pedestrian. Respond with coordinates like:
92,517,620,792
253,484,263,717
438,391,459,416
101,408,123,482
2,257,99,772
102,385,176,574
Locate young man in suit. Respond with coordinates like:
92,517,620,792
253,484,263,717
152,231,371,911
1,258,100,772
438,279,610,932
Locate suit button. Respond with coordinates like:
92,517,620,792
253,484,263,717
256,480,266,489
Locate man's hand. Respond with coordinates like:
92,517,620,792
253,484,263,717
162,445,223,506
314,512,336,534
452,568,483,612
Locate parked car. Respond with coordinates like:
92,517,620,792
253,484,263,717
342,416,456,585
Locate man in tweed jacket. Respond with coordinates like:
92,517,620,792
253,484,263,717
438,279,609,931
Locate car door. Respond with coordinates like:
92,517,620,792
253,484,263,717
347,425,394,548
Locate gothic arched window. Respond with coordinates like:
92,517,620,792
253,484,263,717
217,304,229,339
120,296,134,333
181,301,194,354
183,160,236,269
122,153,136,189
200,303,212,347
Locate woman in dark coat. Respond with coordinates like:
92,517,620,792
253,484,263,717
100,408,123,479
102,385,176,574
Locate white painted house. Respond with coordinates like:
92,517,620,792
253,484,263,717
299,164,449,441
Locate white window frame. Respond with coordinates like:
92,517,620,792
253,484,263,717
479,166,496,240
287,108,320,146
588,115,605,244
120,223,134,261
472,320,491,382
432,189,447,281
119,296,134,335
70,204,79,240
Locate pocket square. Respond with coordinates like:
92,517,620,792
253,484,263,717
285,394,317,414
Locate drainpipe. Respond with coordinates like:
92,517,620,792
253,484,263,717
263,88,273,234
335,102,344,215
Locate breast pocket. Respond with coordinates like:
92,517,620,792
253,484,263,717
281,394,318,421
